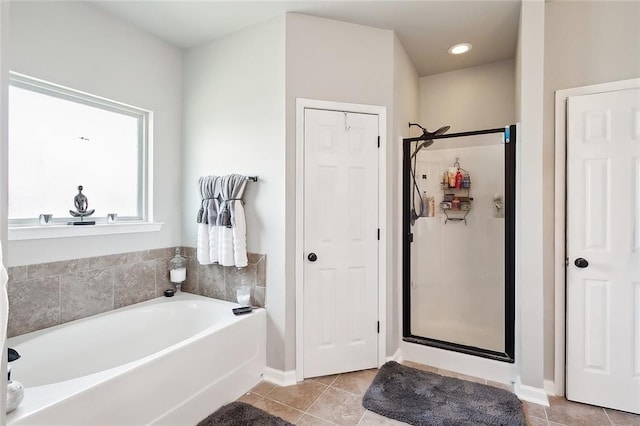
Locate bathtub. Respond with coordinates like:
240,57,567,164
6,292,266,425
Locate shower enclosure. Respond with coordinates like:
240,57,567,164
402,125,516,362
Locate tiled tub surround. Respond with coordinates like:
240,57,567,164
7,247,266,338
181,247,267,309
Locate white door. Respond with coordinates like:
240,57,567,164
302,108,379,378
566,88,640,414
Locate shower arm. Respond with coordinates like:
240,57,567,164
407,122,430,142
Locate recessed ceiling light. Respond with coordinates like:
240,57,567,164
448,43,473,55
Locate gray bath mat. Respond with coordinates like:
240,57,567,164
197,401,294,426
362,361,525,426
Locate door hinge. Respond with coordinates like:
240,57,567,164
377,136,380,148
377,321,380,334
409,233,413,243
377,228,380,240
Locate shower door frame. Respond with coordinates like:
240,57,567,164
402,125,516,363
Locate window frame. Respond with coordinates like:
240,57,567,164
7,72,152,228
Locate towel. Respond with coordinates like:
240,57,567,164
217,174,248,267
197,175,220,225
197,176,222,265
196,174,249,267
197,223,212,265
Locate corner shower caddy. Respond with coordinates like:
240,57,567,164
440,158,472,224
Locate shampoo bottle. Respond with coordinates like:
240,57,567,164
421,191,428,217
455,169,463,189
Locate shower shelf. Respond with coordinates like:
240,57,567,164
441,207,471,225
440,188,472,224
440,159,472,225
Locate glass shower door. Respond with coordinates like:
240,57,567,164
403,127,515,361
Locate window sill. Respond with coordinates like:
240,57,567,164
8,222,163,241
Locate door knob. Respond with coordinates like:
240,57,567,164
307,253,318,262
574,258,589,268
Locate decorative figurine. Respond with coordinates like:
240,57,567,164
68,185,96,225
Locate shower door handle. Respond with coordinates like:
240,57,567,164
307,253,318,262
574,258,589,268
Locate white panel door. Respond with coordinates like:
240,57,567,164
303,108,379,378
567,88,640,414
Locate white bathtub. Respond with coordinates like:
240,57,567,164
6,292,266,425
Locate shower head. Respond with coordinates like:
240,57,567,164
410,139,434,159
407,122,450,159
408,122,451,139
433,125,451,136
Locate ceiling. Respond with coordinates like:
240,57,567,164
91,0,521,77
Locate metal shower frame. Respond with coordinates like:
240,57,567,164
401,125,517,363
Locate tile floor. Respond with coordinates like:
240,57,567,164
237,361,640,426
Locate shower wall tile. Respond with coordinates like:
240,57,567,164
183,246,196,259
180,256,199,294
114,260,156,308
247,253,263,265
8,276,60,337
256,256,266,288
89,251,146,270
155,258,174,297
199,264,226,300
185,247,266,308
147,247,177,261
7,266,27,283
28,258,89,280
6,247,267,338
60,269,114,322
225,264,257,299
254,286,265,308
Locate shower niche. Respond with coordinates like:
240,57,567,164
402,125,516,362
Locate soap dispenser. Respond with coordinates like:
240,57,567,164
169,248,187,292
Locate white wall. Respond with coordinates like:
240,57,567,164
285,13,395,371
542,1,640,382
6,2,183,266
419,60,515,133
182,17,286,369
391,34,419,355
515,0,545,398
1,2,9,422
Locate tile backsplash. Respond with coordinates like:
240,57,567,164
7,246,266,338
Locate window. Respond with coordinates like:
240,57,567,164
8,73,150,226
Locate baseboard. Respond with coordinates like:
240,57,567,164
263,367,297,387
386,348,403,363
514,376,550,406
544,379,555,396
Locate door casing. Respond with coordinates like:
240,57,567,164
295,98,387,382
553,77,640,396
